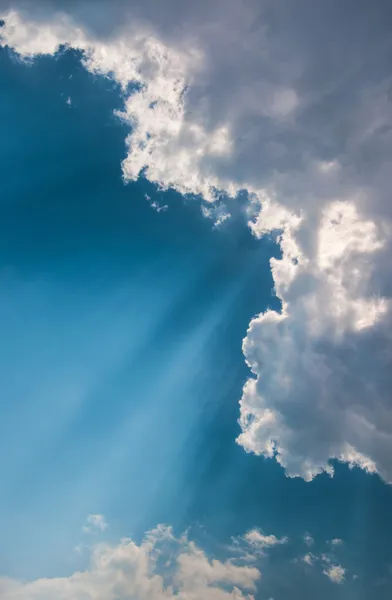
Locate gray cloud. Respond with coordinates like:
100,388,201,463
1,0,392,481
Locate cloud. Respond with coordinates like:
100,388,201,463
244,529,288,550
0,7,236,202
237,198,392,481
1,0,392,482
0,524,261,600
145,194,168,213
302,553,314,566
82,514,108,534
297,540,348,584
1,522,355,598
329,538,343,547
323,564,345,584
201,203,231,229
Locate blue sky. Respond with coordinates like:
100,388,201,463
1,3,392,599
0,45,279,578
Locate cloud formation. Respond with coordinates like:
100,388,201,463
1,0,392,482
0,521,356,598
238,200,391,480
0,525,261,600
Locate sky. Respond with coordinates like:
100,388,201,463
0,2,392,599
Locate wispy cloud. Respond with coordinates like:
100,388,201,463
145,194,168,213
329,538,343,546
82,514,108,534
244,529,288,550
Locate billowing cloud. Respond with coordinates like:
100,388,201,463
0,525,261,600
0,523,357,598
238,199,392,481
1,0,392,482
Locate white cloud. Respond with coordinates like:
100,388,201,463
244,529,288,550
237,197,392,482
83,514,108,534
145,194,168,213
1,0,392,483
0,8,237,202
302,553,314,566
202,203,231,229
324,564,345,584
329,538,343,547
0,524,261,600
298,544,348,582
